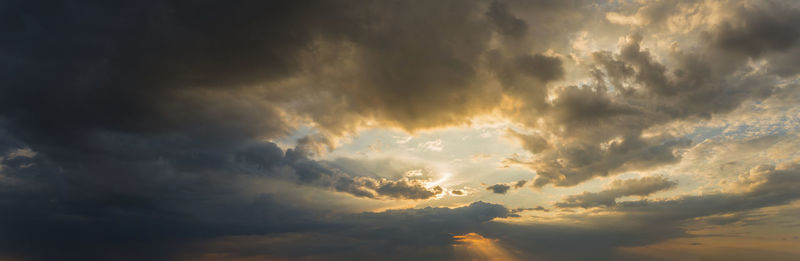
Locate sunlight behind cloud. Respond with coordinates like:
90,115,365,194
453,233,520,261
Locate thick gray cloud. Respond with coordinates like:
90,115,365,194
556,176,677,208
0,0,511,140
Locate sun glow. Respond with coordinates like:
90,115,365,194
453,233,519,261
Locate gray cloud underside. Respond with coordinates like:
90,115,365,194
556,176,677,208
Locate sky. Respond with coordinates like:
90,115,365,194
1,0,800,260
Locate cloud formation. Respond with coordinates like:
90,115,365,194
486,180,527,194
1,0,800,260
556,176,677,208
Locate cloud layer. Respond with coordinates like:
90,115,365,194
1,0,800,260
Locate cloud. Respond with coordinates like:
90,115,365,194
556,176,677,208
180,201,515,261
710,1,800,58
0,1,527,258
374,179,443,200
2,0,800,260
418,139,444,152
285,144,445,200
469,164,800,261
0,0,513,141
486,180,528,194
506,27,785,187
486,0,528,38
511,206,549,213
611,163,800,224
507,129,549,153
0,134,443,260
604,0,677,28
486,184,511,194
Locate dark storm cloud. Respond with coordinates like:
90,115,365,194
1,0,319,140
1,0,525,257
0,0,518,141
556,176,677,208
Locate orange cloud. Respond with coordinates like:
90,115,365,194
453,233,519,261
